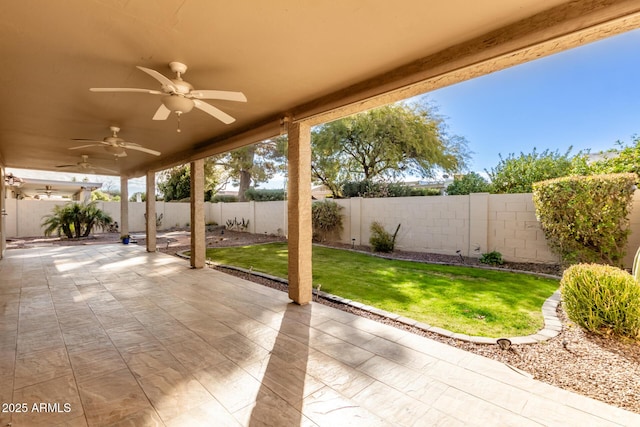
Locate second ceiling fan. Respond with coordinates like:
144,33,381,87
90,61,247,126
70,126,161,157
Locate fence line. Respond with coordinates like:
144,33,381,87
6,193,640,267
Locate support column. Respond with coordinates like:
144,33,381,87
0,167,5,259
146,171,156,252
190,159,205,268
287,122,312,305
120,176,129,237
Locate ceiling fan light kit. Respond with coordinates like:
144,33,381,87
161,95,194,114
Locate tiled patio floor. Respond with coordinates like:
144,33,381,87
1,244,638,426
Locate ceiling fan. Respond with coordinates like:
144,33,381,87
90,62,247,129
35,185,58,198
56,155,117,174
70,126,161,157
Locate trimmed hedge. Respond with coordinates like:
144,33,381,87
244,188,285,201
561,263,640,338
341,180,439,198
532,173,636,266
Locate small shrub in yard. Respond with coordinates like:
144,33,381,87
312,200,343,242
479,251,504,266
561,263,640,339
369,222,401,252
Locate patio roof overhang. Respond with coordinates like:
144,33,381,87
2,1,640,301
0,1,639,178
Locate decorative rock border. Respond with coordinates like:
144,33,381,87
177,250,563,345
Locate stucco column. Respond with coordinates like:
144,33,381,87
0,167,5,259
120,176,129,237
190,159,205,268
145,171,156,252
287,121,312,305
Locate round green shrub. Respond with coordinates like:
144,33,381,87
561,263,640,339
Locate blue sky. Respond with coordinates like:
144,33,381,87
424,28,640,175
8,28,640,193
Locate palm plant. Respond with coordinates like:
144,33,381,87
42,204,74,238
42,201,113,239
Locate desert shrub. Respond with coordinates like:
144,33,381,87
532,173,636,266
407,187,441,196
479,251,504,266
244,188,285,201
341,180,383,198
446,172,491,195
561,263,640,338
369,222,401,252
341,180,438,198
312,200,343,242
211,195,238,203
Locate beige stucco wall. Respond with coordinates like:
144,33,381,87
6,193,640,268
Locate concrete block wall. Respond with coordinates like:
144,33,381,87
6,192,640,268
487,194,559,264
160,202,190,230
254,201,287,236
353,196,471,255
218,202,252,230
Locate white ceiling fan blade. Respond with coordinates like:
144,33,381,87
193,99,235,124
152,104,171,120
90,88,163,95
124,145,161,156
137,66,177,92
190,90,247,102
69,144,102,150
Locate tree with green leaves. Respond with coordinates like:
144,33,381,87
212,139,286,202
445,172,491,195
91,190,111,201
486,148,575,194
158,165,191,201
571,135,640,177
158,139,286,203
157,159,225,202
311,100,469,197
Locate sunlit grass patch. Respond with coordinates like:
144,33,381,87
204,243,558,337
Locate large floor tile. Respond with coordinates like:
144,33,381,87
77,368,155,426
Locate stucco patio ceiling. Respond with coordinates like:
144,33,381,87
1,1,639,179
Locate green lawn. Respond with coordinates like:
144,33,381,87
203,243,559,337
